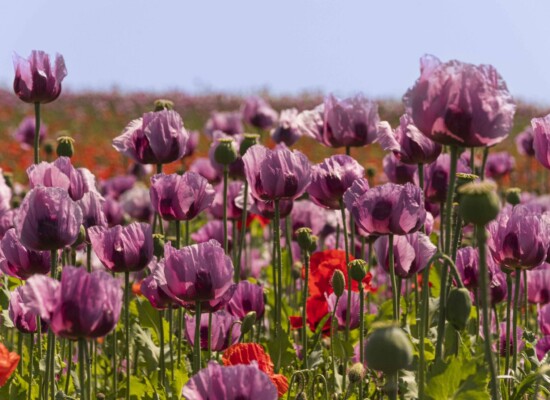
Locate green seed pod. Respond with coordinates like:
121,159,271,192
458,181,500,226
240,134,260,156
241,311,257,335
365,323,413,374
56,136,75,158
505,187,521,206
214,138,238,165
296,227,313,251
43,139,55,156
348,362,365,384
331,270,346,297
153,99,174,111
349,259,368,282
446,287,472,331
291,261,302,280
72,225,87,248
153,233,165,258
308,235,318,253
454,172,478,201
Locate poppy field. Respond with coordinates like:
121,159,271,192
2,50,550,400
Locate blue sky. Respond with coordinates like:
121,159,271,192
2,1,550,104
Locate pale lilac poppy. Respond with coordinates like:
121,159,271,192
0,228,50,280
78,192,107,230
0,210,15,240
249,198,293,220
204,111,243,137
184,310,240,351
424,153,470,203
210,181,248,220
189,157,221,183
0,172,12,214
271,108,301,146
539,304,550,335
100,175,136,199
527,268,550,304
516,126,535,157
382,154,418,185
14,116,47,149
532,114,550,170
184,130,200,158
226,281,265,319
285,200,327,239
119,185,153,222
484,151,515,180
327,290,362,330
140,259,176,310
9,286,43,334
103,196,125,227
191,220,233,251
242,96,278,129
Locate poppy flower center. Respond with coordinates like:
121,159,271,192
372,200,392,221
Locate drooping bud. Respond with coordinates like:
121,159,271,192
56,136,75,158
365,323,413,374
446,288,472,331
240,134,260,156
296,227,313,251
153,99,174,111
214,138,238,165
153,233,165,258
458,181,500,226
331,270,345,297
349,259,368,282
505,187,521,206
241,311,257,335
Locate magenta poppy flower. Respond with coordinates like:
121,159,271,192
424,153,470,203
527,268,550,304
8,286,44,334
242,96,278,129
184,310,240,351
516,126,535,157
182,361,278,400
344,180,426,236
226,281,265,319
100,175,136,199
377,116,442,164
0,210,15,240
88,222,153,273
242,144,311,201
210,181,248,220
307,155,365,210
21,266,122,339
27,157,97,201
383,154,418,185
13,50,67,104
485,151,515,180
488,205,550,269
286,200,327,239
184,130,200,158
327,290,362,330
113,109,189,165
404,54,515,148
191,220,233,251
14,116,47,149
536,336,550,361
374,232,436,279
150,172,215,222
298,94,379,148
120,185,153,222
189,157,221,183
204,111,243,138
78,192,107,231
140,259,176,310
271,108,301,146
532,114,550,170
153,240,234,307
15,187,83,251
0,228,51,280
499,322,524,358
540,304,550,335
249,198,293,220
103,196,125,227
456,246,481,290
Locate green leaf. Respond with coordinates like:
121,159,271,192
267,330,295,371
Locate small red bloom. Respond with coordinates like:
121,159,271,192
289,316,303,330
0,343,19,387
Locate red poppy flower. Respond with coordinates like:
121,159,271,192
289,316,303,330
223,343,288,397
0,343,19,387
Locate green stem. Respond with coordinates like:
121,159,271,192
339,199,352,340
359,284,365,400
113,328,118,395
505,272,512,375
480,147,489,180
86,243,92,273
223,165,229,254
330,296,341,393
158,310,165,386
236,180,249,281
207,311,213,361
28,333,34,400
512,269,521,373
34,102,40,164
301,249,310,369
389,234,398,321
168,308,174,380
124,271,130,400
523,270,528,329
193,302,202,374
64,341,72,394
274,199,283,336
79,338,87,400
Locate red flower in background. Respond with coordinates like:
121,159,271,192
0,343,19,387
223,343,288,397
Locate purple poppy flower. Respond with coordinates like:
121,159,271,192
488,205,550,269
189,157,221,183
210,181,248,220
184,130,200,158
27,157,97,201
307,155,365,210
485,151,515,180
13,50,67,104
0,228,51,280
0,173,12,214
539,304,550,335
204,111,243,138
424,153,470,203
377,116,442,164
489,268,508,306
20,266,122,339
140,259,176,310
88,222,153,273
226,281,265,319
374,232,437,279
527,268,550,304
120,185,153,222
9,286,43,334
298,94,379,148
182,361,278,400
499,323,524,358
100,175,136,199
242,144,311,201
191,220,234,251
383,154,418,185
14,116,47,149
327,290,362,330
103,196,125,227
78,192,107,231
271,108,301,146
532,114,550,170
516,126,535,157
0,210,15,240
285,200,327,239
242,96,278,129
113,110,189,165
536,336,550,361
150,172,215,222
184,310,240,351
15,187,83,251
153,240,234,308
249,198,293,220
344,180,426,236
404,54,515,148
456,246,481,290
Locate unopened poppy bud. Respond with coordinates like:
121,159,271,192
505,187,521,206
153,233,165,258
365,323,413,374
72,225,87,248
308,236,318,253
366,166,377,179
349,259,368,282
153,99,174,111
348,362,365,384
214,138,238,165
43,140,55,156
296,227,313,251
240,134,260,156
56,136,75,158
459,181,500,226
455,172,478,201
331,270,345,297
446,288,472,331
241,311,257,335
